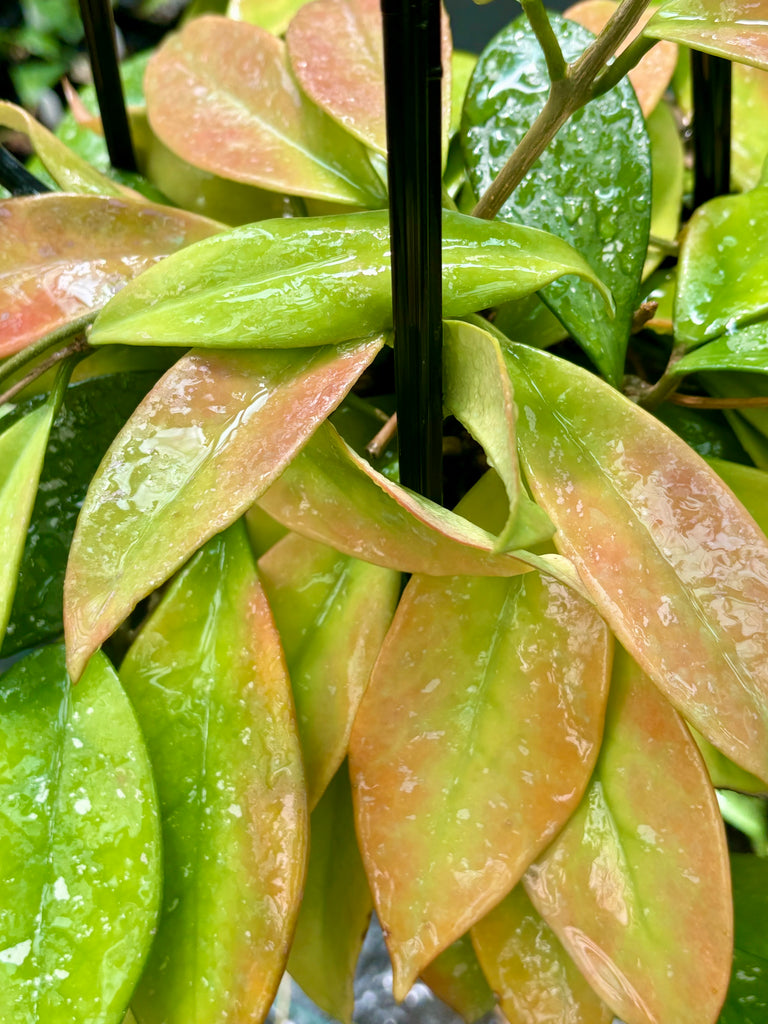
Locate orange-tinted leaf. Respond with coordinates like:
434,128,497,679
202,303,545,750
471,885,614,1024
524,647,733,1024
286,0,452,160
0,194,220,358
646,0,768,71
64,337,382,682
349,569,611,997
420,935,496,1023
565,1,677,116
145,16,386,205
259,531,400,809
503,339,768,784
120,522,307,1024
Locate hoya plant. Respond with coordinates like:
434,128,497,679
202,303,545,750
2,0,768,1022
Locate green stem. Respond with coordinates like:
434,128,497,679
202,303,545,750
0,314,97,388
637,344,687,411
521,0,568,81
590,33,657,99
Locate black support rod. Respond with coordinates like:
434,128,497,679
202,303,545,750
0,146,52,196
692,50,731,206
381,0,444,503
78,0,137,172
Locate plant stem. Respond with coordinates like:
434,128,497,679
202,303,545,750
473,0,651,220
521,0,567,81
590,33,657,98
672,394,768,409
367,412,398,458
78,0,137,172
692,50,732,204
0,334,91,407
0,146,52,196
0,314,97,388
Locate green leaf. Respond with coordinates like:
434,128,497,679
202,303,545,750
420,935,496,1023
259,532,400,810
707,456,768,536
119,522,307,1024
0,644,162,1024
144,15,387,206
671,321,768,379
0,363,67,648
701,371,768,461
503,340,768,783
654,403,751,463
692,728,768,794
646,98,684,276
720,854,768,1024
524,646,733,1024
646,0,768,71
0,194,220,359
462,13,650,386
2,371,163,658
350,568,611,996
717,790,768,855
471,885,613,1024
64,338,382,682
287,764,372,1024
90,209,610,349
227,0,309,35
675,188,768,348
732,63,768,191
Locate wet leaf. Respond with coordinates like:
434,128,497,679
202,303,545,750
671,321,768,378
286,0,452,160
646,0,768,71
120,522,307,1024
692,728,768,794
144,16,386,205
675,187,768,348
287,764,372,1024
706,456,768,535
565,1,678,116
719,855,768,1023
90,208,610,348
259,532,400,810
0,644,162,1024
732,63,768,191
646,98,684,276
503,339,768,783
349,567,611,996
462,14,650,386
524,646,733,1024
420,935,496,1023
64,337,382,682
450,51,477,137
654,402,751,463
0,364,68,648
471,885,613,1024
701,371,768,460
0,194,220,358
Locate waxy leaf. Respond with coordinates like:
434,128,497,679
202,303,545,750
565,1,678,116
420,936,496,1023
720,855,768,1023
0,194,219,358
228,0,314,36
671,321,768,378
350,567,611,996
0,364,68,648
707,456,768,536
0,644,161,1024
286,0,452,160
144,16,386,205
64,337,382,682
524,647,733,1024
120,522,306,1023
693,728,768,794
259,532,400,809
675,187,768,348
287,764,372,1024
463,14,650,386
646,98,684,276
646,0,768,70
471,885,613,1024
90,209,610,348
732,64,768,190
503,340,768,783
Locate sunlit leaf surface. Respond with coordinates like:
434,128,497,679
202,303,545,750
0,194,219,357
144,16,386,205
64,337,382,681
463,14,650,385
227,0,314,37
471,885,614,1024
90,209,610,348
350,568,611,996
120,523,307,1024
503,340,768,783
287,765,372,1024
524,647,732,1024
0,645,161,1024
646,0,768,70
420,935,496,1023
259,531,400,809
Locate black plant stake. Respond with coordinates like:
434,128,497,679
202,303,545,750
78,0,137,172
692,50,732,206
381,0,444,503
0,146,52,196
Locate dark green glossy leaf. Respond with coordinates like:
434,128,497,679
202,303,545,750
462,14,650,386
654,403,751,463
0,644,161,1024
119,522,307,1024
725,409,768,468
259,531,400,809
672,321,768,378
420,935,495,1023
350,567,611,996
89,209,611,348
287,764,372,1024
64,338,382,681
524,647,733,1024
675,188,768,348
646,0,768,70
